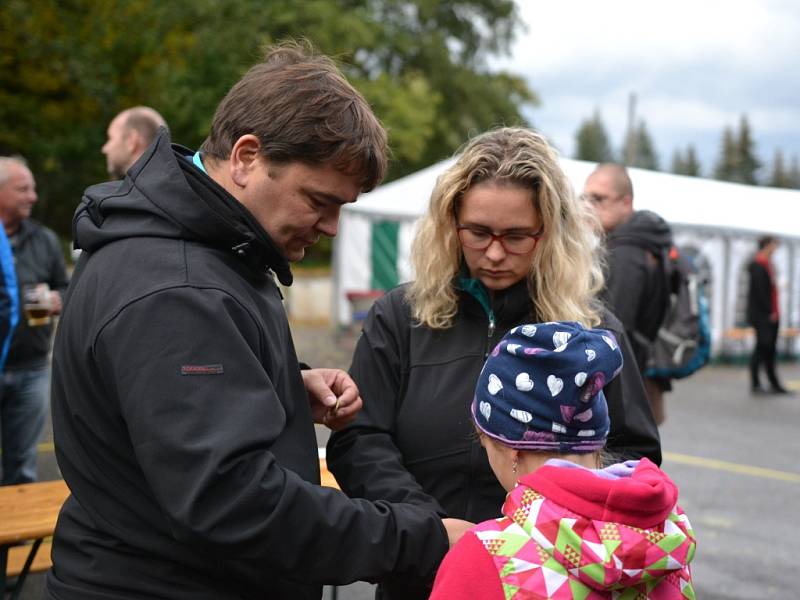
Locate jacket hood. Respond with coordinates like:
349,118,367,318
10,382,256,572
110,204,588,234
73,128,293,285
505,458,695,593
607,210,672,256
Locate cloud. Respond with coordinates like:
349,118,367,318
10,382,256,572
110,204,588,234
491,0,800,172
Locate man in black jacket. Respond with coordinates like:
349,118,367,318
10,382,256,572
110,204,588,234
584,163,672,424
747,235,789,394
0,156,68,485
48,43,469,600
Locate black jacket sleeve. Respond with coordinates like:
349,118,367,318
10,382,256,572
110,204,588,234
604,244,649,335
327,291,446,516
95,286,448,586
599,309,662,465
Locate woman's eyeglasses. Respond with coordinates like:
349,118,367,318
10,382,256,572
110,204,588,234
456,224,544,255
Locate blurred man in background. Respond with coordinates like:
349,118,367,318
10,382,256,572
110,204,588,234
0,156,68,485
583,163,673,424
102,106,168,178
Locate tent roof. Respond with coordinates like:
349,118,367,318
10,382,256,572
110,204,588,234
346,157,800,239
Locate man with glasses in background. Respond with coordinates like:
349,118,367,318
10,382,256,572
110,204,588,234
583,163,673,425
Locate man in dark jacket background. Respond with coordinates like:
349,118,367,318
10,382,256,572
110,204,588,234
746,235,790,394
48,43,470,600
583,163,673,424
0,156,68,485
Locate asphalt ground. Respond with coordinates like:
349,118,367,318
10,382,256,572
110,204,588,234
11,323,800,599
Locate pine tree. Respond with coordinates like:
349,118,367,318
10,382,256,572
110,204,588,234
768,148,792,188
623,121,658,170
714,126,738,182
671,145,701,177
684,145,701,176
574,110,614,163
736,115,760,184
789,155,800,189
671,149,686,174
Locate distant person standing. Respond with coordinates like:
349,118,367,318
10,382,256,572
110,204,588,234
747,235,789,394
102,106,168,179
583,163,672,424
0,156,69,484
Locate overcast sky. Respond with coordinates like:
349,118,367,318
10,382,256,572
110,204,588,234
492,0,800,180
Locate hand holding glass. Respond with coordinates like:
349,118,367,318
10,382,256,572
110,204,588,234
23,283,52,327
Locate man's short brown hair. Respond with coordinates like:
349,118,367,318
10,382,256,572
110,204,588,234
200,41,387,192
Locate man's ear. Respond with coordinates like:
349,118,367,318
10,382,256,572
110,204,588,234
622,194,634,210
229,135,263,189
125,128,142,155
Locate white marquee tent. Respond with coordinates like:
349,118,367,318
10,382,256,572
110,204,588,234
332,159,800,357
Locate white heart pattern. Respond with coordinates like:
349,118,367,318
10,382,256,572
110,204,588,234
547,375,564,397
552,331,572,349
574,408,593,422
515,372,534,392
479,401,491,421
510,409,533,423
552,422,567,433
602,335,617,350
585,349,596,361
574,372,587,387
554,344,568,353
577,429,596,437
506,344,521,355
487,374,503,395
510,326,519,334
521,325,537,337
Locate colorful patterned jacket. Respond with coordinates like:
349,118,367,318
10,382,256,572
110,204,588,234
431,458,695,599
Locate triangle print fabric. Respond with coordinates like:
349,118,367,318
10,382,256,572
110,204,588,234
472,477,696,599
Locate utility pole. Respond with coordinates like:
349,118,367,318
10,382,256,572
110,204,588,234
624,92,638,166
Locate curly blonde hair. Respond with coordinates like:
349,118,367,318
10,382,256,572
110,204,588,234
407,127,604,329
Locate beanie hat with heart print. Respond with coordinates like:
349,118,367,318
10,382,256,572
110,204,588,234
471,321,623,453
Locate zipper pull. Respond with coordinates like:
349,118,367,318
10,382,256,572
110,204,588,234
488,317,495,339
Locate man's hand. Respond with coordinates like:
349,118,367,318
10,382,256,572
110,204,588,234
301,368,362,431
442,518,474,548
48,290,63,315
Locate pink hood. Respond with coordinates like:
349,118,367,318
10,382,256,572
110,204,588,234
495,458,696,595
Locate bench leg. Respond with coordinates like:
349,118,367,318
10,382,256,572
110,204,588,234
1,545,7,596
8,538,43,600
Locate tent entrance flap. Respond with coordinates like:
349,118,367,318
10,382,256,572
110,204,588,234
370,220,400,290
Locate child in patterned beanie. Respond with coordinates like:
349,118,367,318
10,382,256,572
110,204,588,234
431,321,696,600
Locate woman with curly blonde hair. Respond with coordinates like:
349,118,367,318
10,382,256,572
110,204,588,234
328,128,660,600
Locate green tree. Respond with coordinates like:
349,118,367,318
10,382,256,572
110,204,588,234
714,115,761,184
736,114,760,184
574,110,614,163
713,126,738,182
768,148,792,188
788,155,800,189
671,144,701,177
0,0,536,242
623,120,658,170
670,150,685,175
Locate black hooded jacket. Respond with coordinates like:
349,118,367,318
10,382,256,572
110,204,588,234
604,210,673,369
47,130,447,600
327,281,661,600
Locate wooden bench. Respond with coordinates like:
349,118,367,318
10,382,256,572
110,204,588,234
7,539,52,577
0,479,69,598
319,457,340,490
0,463,338,596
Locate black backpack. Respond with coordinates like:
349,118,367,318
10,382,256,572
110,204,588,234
644,247,712,379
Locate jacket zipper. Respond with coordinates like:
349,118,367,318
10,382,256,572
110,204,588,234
485,315,496,358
